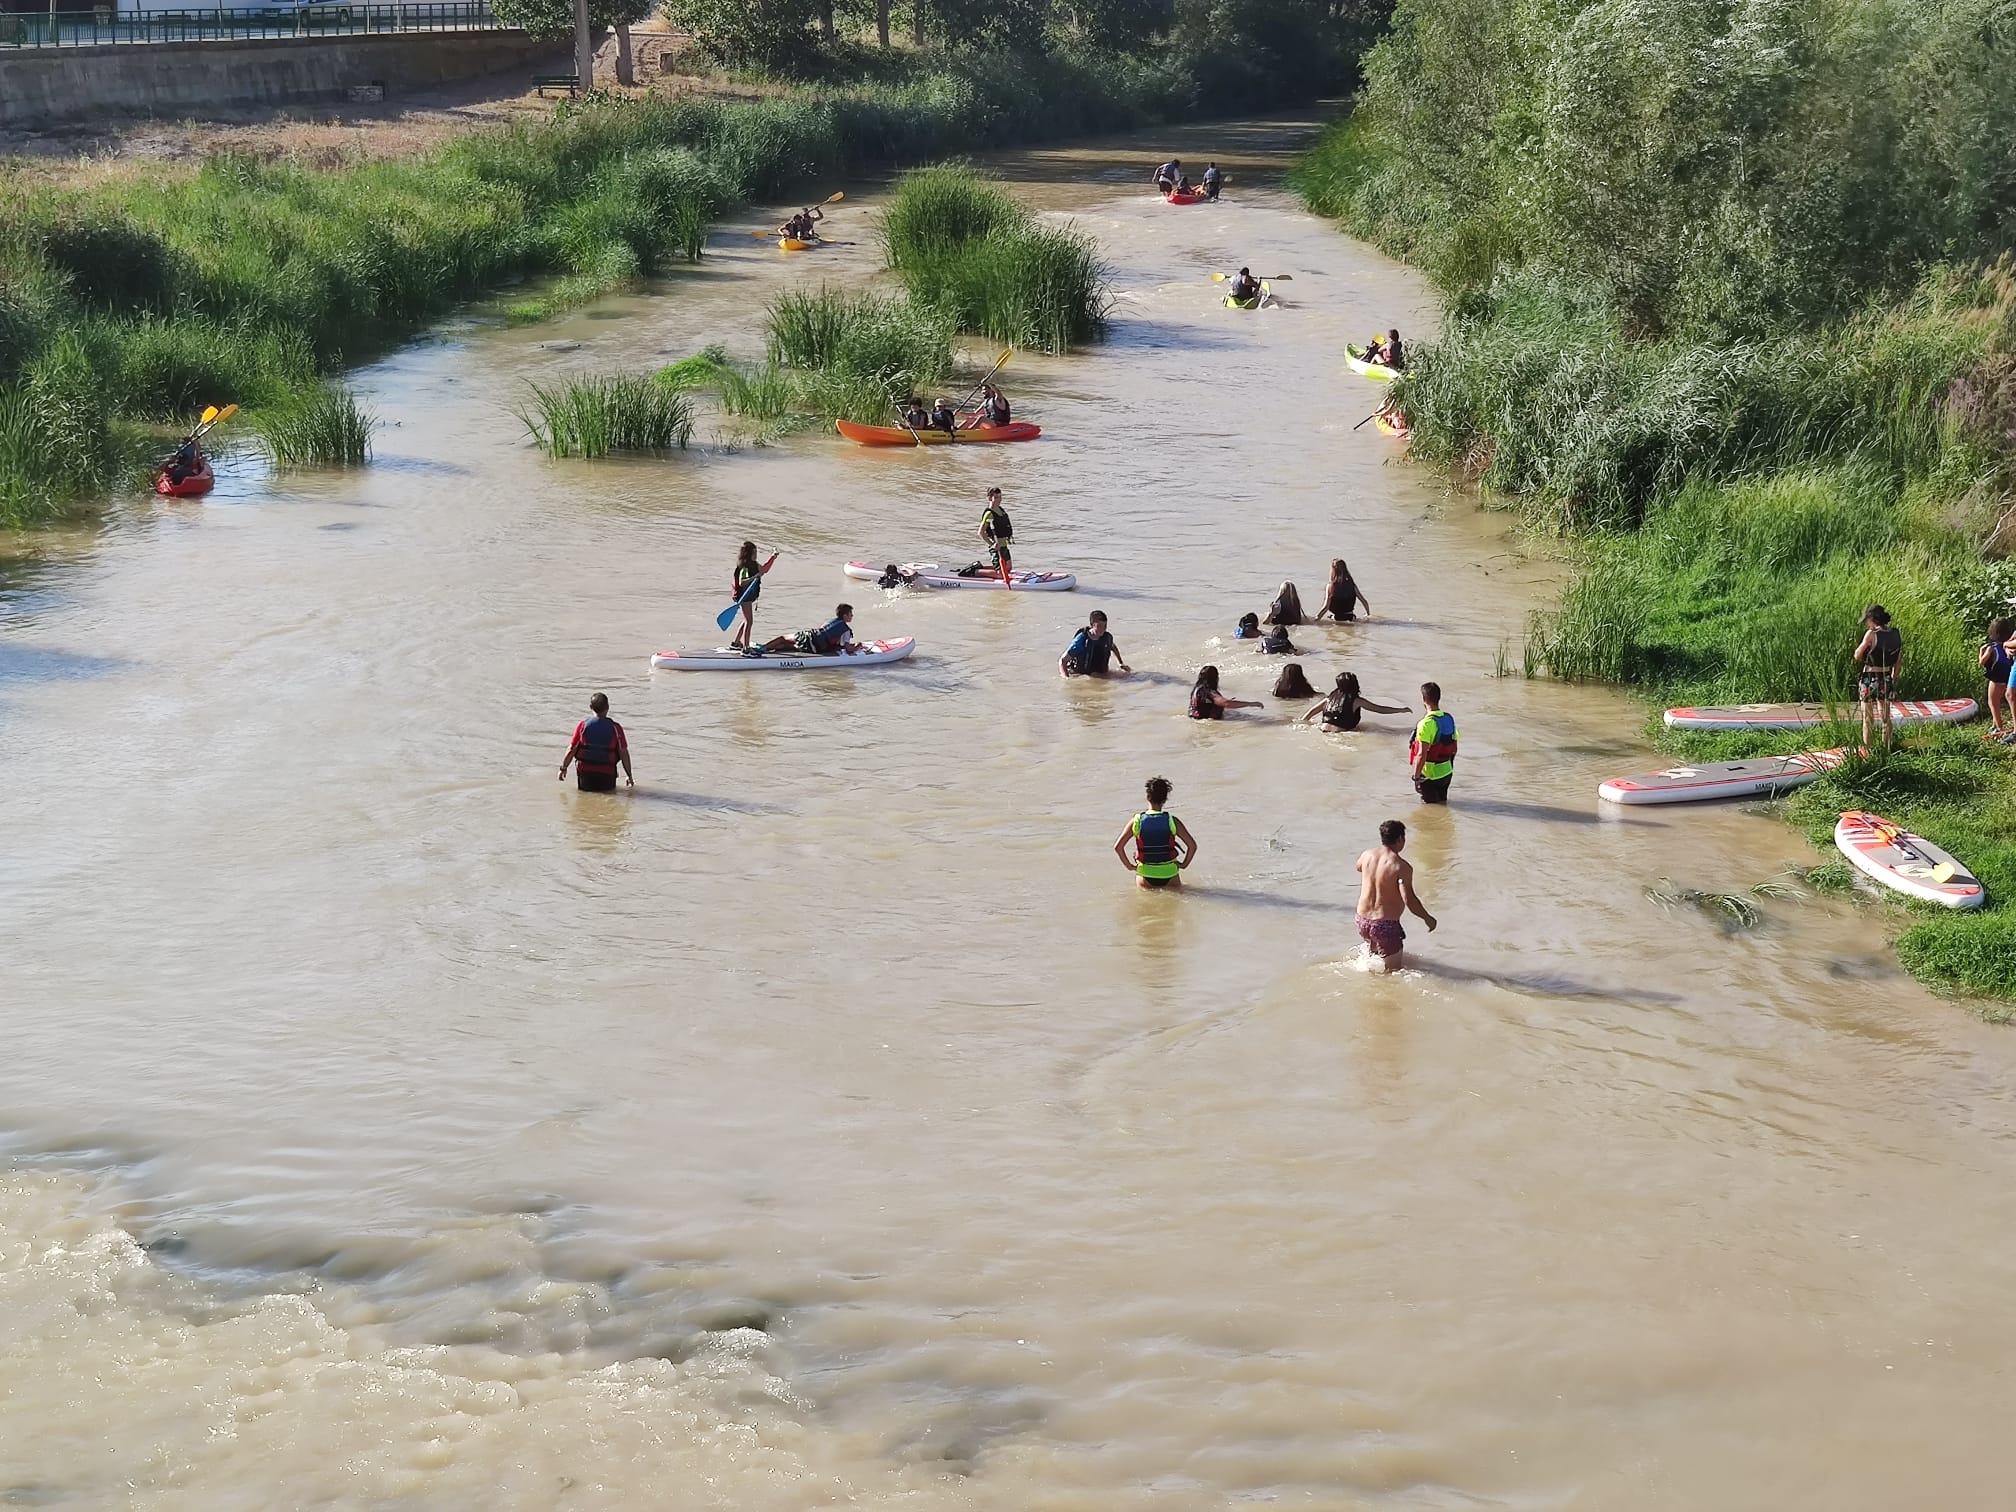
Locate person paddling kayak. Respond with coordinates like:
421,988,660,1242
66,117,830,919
559,692,633,792
778,205,825,241
162,434,205,487
1367,329,1407,370
1227,268,1262,304
1115,775,1196,889
964,382,1011,429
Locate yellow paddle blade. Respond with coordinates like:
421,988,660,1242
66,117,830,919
1210,271,1228,281
199,404,219,424
1932,862,1958,883
826,190,844,204
213,403,238,424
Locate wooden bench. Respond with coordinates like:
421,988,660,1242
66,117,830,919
533,74,580,97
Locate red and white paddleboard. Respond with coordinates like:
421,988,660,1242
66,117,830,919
1834,810,1985,909
842,560,1076,591
1663,697,1976,731
1599,748,1847,805
650,637,916,671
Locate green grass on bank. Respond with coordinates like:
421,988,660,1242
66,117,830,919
0,53,1207,524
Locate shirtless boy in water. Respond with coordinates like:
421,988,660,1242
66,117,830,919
1353,819,1437,972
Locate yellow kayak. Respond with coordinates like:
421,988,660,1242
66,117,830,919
779,236,819,251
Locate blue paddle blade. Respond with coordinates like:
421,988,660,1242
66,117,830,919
714,600,742,632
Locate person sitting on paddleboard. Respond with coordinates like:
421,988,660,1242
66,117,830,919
559,692,633,792
1228,268,1261,303
1153,158,1182,193
758,603,860,657
1302,671,1410,732
1272,663,1317,699
1854,604,1903,747
1981,615,2013,741
1265,581,1306,627
1189,665,1261,720
1317,557,1372,621
1233,611,1262,640
1062,610,1129,678
1201,163,1223,201
1355,819,1437,973
1115,775,1196,890
965,382,1010,429
729,540,763,650
1410,682,1458,803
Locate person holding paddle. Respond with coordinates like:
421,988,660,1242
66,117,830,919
976,487,1014,580
159,403,236,488
778,204,825,242
1228,267,1262,305
965,381,1011,429
728,541,767,650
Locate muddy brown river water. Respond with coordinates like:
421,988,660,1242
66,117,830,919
2,114,2014,1510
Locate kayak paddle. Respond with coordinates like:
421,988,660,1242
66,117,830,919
751,190,845,236
1351,408,1384,431
1211,271,1293,282
1866,814,1957,883
715,551,777,633
954,350,1013,416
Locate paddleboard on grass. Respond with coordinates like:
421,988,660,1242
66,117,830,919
1599,748,1847,805
1835,810,1985,909
842,560,1076,591
1663,697,1977,731
650,637,915,671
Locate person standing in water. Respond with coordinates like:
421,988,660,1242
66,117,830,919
1114,775,1196,889
1853,604,1904,747
1303,671,1410,731
1061,610,1130,677
559,693,633,792
1410,681,1458,802
729,540,765,650
1317,558,1372,622
1201,163,1223,200
1354,819,1436,972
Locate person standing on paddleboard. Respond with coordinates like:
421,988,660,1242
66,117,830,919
559,692,633,792
978,487,1014,577
1854,605,1903,748
1115,776,1196,889
1410,682,1458,802
729,541,764,650
1061,610,1130,678
1354,819,1436,973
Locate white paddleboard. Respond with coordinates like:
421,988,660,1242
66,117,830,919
650,637,916,671
1834,810,1985,910
843,560,1076,591
1598,748,1847,805
1663,697,1976,731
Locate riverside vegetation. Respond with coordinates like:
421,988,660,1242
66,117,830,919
1294,0,2016,1005
0,9,1383,526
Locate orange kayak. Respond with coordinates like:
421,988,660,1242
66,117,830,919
835,420,1041,446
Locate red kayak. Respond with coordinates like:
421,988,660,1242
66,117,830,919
835,419,1041,447
1164,190,1207,205
154,458,214,497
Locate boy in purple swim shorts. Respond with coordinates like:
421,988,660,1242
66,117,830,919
1354,819,1438,973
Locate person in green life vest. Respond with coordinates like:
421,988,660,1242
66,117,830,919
1114,775,1197,889
1410,681,1457,803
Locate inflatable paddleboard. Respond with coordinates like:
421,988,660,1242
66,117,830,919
1834,810,1985,910
650,637,916,671
1663,697,1976,731
1599,747,1847,805
842,560,1076,591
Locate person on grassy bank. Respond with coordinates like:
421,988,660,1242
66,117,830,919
1115,775,1196,889
1354,818,1436,973
559,693,633,792
1410,682,1457,802
1981,616,2013,741
1854,605,1904,748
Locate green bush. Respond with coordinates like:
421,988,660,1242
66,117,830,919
255,384,376,467
519,373,693,457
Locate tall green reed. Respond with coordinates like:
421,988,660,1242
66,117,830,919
520,374,693,458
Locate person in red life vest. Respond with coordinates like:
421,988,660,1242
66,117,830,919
559,692,633,793
1409,681,1458,803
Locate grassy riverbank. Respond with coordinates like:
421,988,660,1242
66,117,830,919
0,50,1268,525
1294,0,2016,1006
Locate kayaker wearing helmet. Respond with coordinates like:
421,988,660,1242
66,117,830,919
1115,775,1196,889
559,692,634,792
1153,157,1182,194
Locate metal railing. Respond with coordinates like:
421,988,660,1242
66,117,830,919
0,4,504,46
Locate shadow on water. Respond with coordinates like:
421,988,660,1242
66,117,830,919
1408,957,1685,1008
0,644,127,685
1449,796,1664,829
1184,884,1339,915
627,788,784,816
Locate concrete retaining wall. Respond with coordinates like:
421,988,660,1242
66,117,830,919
0,30,558,129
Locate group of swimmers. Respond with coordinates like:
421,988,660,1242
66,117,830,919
1152,158,1223,200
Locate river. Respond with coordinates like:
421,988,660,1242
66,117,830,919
2,112,2013,1510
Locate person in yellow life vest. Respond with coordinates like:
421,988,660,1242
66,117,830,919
1113,775,1198,889
1409,680,1457,803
